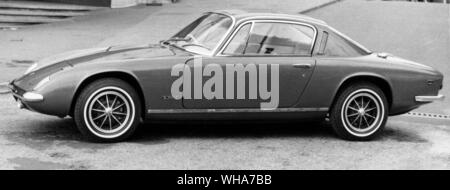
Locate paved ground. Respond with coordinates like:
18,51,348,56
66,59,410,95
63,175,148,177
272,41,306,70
0,95,449,169
0,0,449,169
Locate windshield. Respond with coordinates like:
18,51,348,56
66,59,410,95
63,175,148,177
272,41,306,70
169,13,233,55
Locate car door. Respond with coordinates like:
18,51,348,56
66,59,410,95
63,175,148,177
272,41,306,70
182,20,317,109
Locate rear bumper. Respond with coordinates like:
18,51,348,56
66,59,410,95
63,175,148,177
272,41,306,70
415,94,445,102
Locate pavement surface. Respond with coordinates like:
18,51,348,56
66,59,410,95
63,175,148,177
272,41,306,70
0,0,449,170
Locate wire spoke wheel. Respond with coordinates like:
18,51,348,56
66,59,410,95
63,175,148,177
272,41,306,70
83,86,135,139
340,88,385,137
74,78,142,142
90,91,129,131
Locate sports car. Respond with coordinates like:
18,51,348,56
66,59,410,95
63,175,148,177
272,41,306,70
9,10,444,142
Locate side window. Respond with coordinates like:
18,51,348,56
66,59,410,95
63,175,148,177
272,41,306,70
323,32,366,57
223,23,251,55
245,22,315,56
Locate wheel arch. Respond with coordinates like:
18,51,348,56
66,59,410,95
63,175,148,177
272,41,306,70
69,71,146,119
331,74,393,112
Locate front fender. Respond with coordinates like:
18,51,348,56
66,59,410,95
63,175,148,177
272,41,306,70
25,64,143,117
21,66,83,117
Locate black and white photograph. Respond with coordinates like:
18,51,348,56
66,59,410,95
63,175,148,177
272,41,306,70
0,0,448,175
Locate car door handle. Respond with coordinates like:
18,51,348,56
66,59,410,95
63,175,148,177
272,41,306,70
292,63,312,69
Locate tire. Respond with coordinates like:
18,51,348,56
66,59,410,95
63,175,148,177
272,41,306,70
73,78,142,142
329,82,388,141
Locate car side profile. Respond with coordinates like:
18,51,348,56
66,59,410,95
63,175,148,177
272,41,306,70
9,10,444,142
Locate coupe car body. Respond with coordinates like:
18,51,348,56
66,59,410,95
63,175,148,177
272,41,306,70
9,10,444,142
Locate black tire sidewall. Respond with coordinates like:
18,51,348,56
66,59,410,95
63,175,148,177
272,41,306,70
74,78,142,142
330,82,388,141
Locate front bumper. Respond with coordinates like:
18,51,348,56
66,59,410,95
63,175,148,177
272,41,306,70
415,94,445,102
9,82,44,110
8,76,75,117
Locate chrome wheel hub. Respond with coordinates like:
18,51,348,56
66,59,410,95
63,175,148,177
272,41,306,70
105,107,112,114
358,108,365,116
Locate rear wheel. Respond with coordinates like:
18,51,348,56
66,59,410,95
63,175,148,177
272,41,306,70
330,82,388,141
74,78,141,142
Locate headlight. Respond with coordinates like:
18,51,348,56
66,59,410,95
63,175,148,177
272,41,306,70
33,76,50,90
24,63,38,75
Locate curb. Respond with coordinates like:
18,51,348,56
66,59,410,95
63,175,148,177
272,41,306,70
299,0,341,14
0,82,11,94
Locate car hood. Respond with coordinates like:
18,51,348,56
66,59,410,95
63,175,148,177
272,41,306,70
77,44,183,64
32,44,186,70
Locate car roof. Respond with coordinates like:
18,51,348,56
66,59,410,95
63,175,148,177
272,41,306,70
209,9,371,55
211,9,328,26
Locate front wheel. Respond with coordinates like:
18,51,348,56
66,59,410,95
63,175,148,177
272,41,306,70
329,83,388,141
73,78,142,142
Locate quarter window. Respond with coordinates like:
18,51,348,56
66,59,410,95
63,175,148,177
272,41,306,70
323,32,369,57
